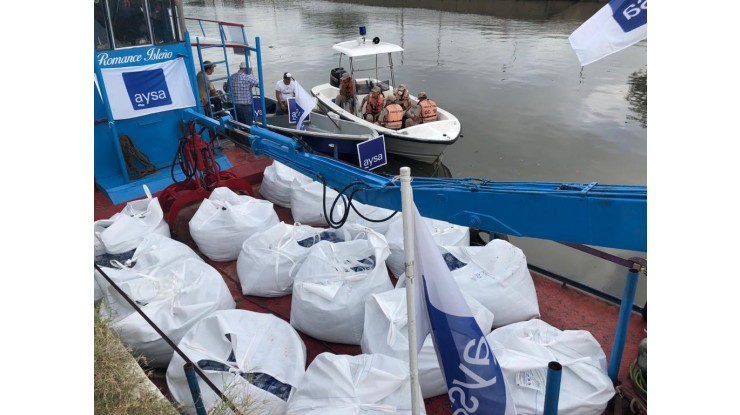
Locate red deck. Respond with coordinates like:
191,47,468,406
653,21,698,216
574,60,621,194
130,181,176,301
94,140,647,414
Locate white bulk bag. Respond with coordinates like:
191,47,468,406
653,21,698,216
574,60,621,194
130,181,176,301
384,215,469,278
486,319,614,415
94,219,113,257
259,160,313,208
94,270,104,302
96,185,170,254
237,222,346,297
290,180,353,227
167,310,307,415
286,353,426,415
96,256,235,368
361,288,494,398
95,233,199,303
189,187,279,261
291,238,393,344
440,240,539,327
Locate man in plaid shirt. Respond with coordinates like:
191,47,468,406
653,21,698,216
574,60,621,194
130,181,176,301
229,62,260,126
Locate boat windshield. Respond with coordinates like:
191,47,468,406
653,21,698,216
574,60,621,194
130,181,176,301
95,0,180,51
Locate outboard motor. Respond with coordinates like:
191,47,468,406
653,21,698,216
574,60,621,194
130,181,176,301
330,67,346,88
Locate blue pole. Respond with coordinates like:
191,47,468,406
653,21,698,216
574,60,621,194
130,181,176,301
255,37,268,126
607,268,639,383
543,361,562,415
184,363,207,415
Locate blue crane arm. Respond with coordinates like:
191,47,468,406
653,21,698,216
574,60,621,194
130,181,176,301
248,125,647,252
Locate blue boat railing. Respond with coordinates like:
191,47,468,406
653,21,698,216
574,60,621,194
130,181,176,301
185,19,268,129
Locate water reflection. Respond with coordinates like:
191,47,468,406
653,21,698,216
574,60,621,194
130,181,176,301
325,0,604,21
626,69,647,128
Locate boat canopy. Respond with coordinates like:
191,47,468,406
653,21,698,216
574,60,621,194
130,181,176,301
332,40,404,58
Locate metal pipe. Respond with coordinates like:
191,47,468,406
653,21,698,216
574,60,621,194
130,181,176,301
608,268,639,382
400,167,421,415
544,361,562,415
184,363,207,415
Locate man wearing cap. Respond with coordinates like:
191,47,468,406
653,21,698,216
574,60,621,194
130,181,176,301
405,91,437,127
197,60,223,115
360,86,384,122
275,72,296,115
335,72,355,111
229,62,260,126
375,95,404,130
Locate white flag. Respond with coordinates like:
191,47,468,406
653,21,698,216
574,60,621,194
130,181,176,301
294,81,316,131
568,0,647,66
411,203,516,415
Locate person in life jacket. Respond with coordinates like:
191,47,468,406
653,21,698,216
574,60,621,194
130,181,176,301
361,86,384,122
335,72,355,111
376,95,404,130
395,84,411,111
405,91,438,127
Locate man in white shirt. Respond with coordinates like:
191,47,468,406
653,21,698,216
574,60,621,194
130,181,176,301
275,72,296,115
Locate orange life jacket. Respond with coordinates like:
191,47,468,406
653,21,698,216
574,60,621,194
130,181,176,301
419,99,438,123
382,104,404,129
340,77,353,96
366,94,384,116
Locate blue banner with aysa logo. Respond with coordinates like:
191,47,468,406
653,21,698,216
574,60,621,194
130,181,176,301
287,96,310,129
122,69,173,110
357,135,387,170
252,96,263,120
100,57,196,120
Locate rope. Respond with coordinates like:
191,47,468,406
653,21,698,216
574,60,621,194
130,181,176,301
628,358,647,409
119,134,157,180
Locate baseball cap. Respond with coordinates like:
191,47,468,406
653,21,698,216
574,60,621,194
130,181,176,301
239,62,247,69
341,72,350,79
283,72,292,79
417,91,427,98
371,86,381,93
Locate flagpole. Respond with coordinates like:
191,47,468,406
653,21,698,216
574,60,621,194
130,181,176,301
400,166,421,415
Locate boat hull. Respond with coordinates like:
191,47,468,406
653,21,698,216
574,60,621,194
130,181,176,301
312,82,461,164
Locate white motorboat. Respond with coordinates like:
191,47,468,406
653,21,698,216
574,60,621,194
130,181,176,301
311,37,461,163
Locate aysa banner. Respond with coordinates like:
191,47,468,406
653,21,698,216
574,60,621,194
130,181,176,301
100,57,196,120
411,203,516,415
568,0,647,66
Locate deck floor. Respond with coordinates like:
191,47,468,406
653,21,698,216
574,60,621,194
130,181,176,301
94,139,647,414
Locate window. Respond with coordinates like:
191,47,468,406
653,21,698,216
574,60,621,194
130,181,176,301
96,0,180,51
149,0,176,44
109,0,151,48
94,0,111,51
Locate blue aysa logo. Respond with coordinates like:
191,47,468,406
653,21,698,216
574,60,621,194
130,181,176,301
611,0,647,33
122,68,172,110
